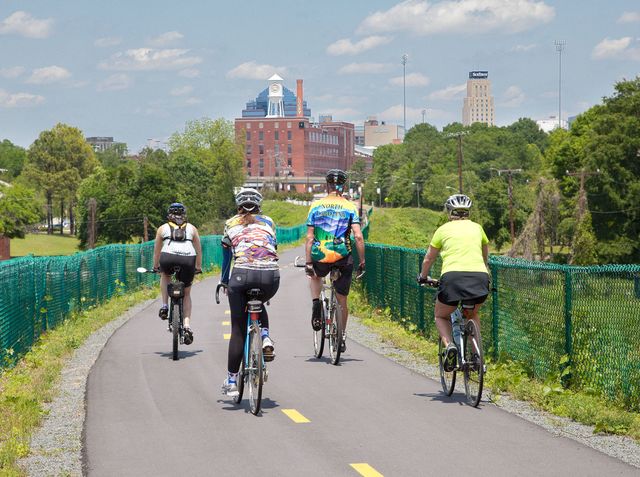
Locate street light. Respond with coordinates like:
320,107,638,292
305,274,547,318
554,40,566,130
401,53,408,136
412,182,421,207
374,181,382,207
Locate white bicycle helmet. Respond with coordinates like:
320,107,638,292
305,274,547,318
235,188,263,211
445,194,472,213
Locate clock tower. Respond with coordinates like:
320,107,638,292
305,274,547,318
266,74,284,118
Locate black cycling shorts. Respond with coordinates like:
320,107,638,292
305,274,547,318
312,255,354,296
437,271,489,307
159,252,196,287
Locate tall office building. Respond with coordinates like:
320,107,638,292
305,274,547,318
462,71,495,126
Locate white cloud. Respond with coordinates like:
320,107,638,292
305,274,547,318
501,85,525,107
94,37,122,48
0,66,25,79
170,85,193,96
427,83,466,100
179,68,200,78
511,43,536,52
27,66,71,84
358,0,554,35
540,90,557,99
99,48,202,71
326,35,392,55
618,11,640,23
389,72,430,87
184,97,202,106
148,31,184,47
0,11,53,39
338,63,392,75
592,37,640,61
96,74,133,92
0,89,45,107
226,61,288,79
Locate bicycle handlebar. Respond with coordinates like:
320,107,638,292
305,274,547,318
417,274,440,288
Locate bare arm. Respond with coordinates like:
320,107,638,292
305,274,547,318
152,227,163,270
192,227,203,270
482,243,489,271
305,226,315,264
351,223,365,266
419,245,441,279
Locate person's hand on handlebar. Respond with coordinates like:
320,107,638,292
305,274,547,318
305,262,315,277
416,274,438,287
356,261,365,279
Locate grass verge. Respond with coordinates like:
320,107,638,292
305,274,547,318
350,286,640,443
262,200,309,226
10,234,80,257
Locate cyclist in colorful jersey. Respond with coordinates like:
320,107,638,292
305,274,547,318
153,202,202,345
219,188,279,396
417,194,489,371
305,169,365,353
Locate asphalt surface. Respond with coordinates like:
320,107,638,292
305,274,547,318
84,246,638,477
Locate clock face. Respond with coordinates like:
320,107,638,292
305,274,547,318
270,83,280,93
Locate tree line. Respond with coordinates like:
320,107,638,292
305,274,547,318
0,118,244,248
363,77,640,265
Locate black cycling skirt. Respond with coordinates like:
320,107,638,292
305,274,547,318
437,271,489,306
159,252,196,287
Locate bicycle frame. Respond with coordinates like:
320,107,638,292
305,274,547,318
243,299,264,373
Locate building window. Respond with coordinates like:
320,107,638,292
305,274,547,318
246,145,252,155
259,171,264,177
287,158,292,166
259,131,264,141
246,159,251,168
259,144,264,155
275,131,279,140
287,131,292,140
246,123,251,130
259,122,264,129
275,144,280,155
275,122,279,129
246,131,251,141
259,158,264,168
287,122,292,128
287,144,292,154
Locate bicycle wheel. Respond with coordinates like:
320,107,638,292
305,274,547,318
247,326,263,415
233,360,244,404
438,337,456,396
328,298,342,365
313,295,326,358
171,302,179,361
463,320,484,407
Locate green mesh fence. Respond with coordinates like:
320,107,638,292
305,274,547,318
0,224,306,371
360,242,640,410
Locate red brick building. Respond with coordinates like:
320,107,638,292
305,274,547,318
234,77,355,189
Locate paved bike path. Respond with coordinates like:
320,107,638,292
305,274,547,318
84,246,637,477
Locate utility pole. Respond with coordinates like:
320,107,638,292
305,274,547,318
401,53,408,137
143,215,149,242
421,109,426,124
412,182,421,207
88,198,97,249
496,169,523,244
566,168,600,220
444,131,468,193
554,40,566,130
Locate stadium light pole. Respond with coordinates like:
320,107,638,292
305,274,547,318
401,53,408,136
421,109,426,124
554,40,566,130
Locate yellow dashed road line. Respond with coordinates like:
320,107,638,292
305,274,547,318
350,463,383,477
281,409,310,423
223,333,231,340
224,310,230,315
222,321,230,326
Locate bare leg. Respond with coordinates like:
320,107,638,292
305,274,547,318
309,276,322,299
434,299,458,346
465,304,483,347
183,286,192,328
160,273,170,306
336,293,348,333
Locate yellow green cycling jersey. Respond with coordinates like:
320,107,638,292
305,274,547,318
307,195,360,263
430,219,489,275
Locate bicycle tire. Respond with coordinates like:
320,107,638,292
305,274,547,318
247,325,263,415
463,320,484,407
171,302,179,361
438,337,456,396
233,360,244,404
328,298,342,365
313,295,326,358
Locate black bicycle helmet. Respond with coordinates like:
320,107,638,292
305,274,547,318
167,202,186,216
326,169,348,185
235,188,262,211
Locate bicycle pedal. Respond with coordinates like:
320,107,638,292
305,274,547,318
264,369,268,383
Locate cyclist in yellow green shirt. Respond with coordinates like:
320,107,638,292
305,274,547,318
417,194,489,371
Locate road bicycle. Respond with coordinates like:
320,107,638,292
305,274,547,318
216,283,268,415
295,257,365,366
137,266,199,361
419,277,485,407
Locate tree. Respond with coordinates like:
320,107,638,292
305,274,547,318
571,210,597,265
0,140,27,179
23,124,98,235
0,184,42,238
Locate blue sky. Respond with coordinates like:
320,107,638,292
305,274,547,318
1,0,639,152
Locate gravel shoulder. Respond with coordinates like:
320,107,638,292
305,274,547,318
19,299,640,476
